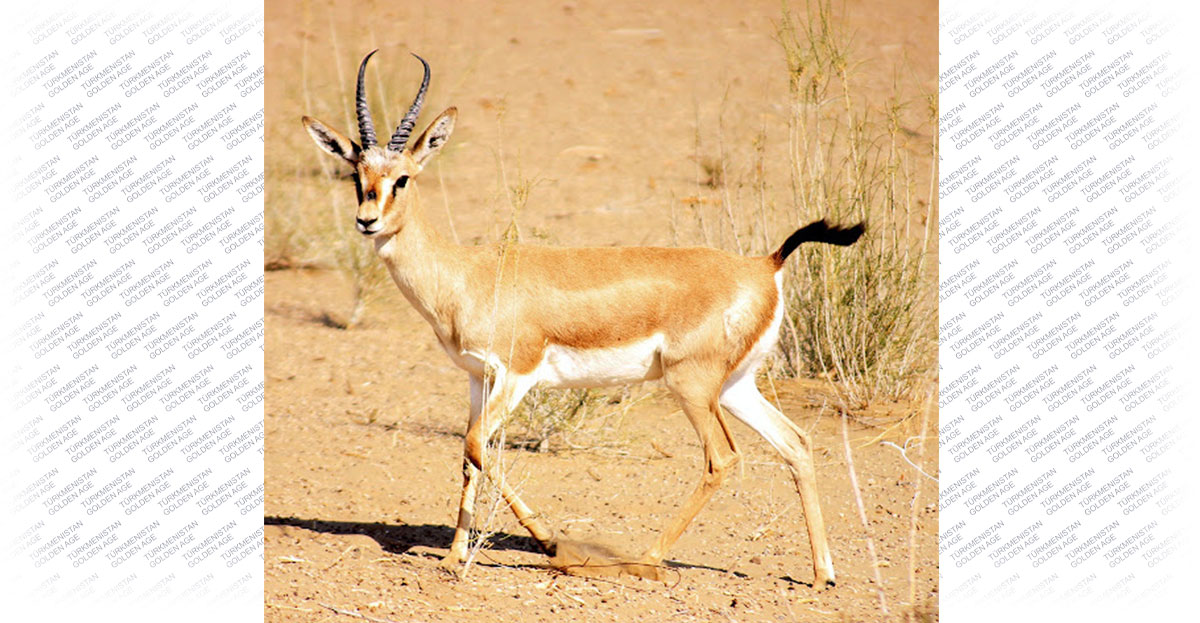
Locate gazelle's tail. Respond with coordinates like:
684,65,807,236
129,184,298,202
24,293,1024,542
770,220,866,268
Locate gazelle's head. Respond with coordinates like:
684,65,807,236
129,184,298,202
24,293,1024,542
302,50,456,238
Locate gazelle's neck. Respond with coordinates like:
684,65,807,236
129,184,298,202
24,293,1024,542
372,189,462,336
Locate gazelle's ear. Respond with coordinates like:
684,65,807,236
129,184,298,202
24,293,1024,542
302,116,361,164
407,107,456,170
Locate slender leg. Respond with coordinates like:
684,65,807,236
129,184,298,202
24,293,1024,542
461,369,556,554
443,375,486,565
640,370,740,566
719,375,836,586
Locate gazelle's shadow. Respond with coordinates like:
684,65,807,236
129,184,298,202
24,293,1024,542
265,515,759,580
264,515,545,556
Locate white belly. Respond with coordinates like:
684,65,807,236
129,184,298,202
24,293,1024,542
535,334,665,388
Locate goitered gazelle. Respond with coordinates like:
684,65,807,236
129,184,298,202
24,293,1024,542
301,50,863,587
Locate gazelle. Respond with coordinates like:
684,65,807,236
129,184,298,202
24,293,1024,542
301,50,864,587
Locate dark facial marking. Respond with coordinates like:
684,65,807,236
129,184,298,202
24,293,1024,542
352,173,363,203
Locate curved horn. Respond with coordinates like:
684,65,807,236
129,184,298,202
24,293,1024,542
386,53,431,152
355,49,379,148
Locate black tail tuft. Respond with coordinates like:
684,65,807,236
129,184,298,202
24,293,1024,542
770,219,865,267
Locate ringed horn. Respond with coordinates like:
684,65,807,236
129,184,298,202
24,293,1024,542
353,49,431,152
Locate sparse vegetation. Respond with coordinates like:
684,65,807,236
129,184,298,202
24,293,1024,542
509,387,607,452
266,169,392,329
773,0,936,407
263,195,313,271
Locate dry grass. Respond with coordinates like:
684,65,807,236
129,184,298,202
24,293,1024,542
772,0,936,407
509,388,607,452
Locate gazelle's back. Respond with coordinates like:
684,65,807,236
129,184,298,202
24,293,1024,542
462,243,780,375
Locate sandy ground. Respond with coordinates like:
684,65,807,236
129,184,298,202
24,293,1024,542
265,0,938,620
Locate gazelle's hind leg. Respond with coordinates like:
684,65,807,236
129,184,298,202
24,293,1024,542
719,374,836,587
632,365,740,575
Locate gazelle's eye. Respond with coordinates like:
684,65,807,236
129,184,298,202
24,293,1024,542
365,189,377,201
397,176,409,189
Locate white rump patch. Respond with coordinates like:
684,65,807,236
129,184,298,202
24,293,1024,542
723,286,756,339
726,272,785,388
535,334,666,388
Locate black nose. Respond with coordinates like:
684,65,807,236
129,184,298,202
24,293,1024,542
357,217,377,228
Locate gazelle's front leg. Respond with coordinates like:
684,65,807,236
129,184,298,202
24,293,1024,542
444,369,555,567
468,370,556,552
443,375,486,566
